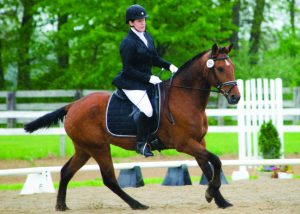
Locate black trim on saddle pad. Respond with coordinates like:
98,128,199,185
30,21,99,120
106,85,161,137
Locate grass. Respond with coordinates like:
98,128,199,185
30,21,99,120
0,135,74,160
282,132,300,154
0,132,299,160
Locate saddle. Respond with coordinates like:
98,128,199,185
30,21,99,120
106,85,161,137
106,85,167,151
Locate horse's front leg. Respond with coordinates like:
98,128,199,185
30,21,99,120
176,138,232,208
197,139,232,208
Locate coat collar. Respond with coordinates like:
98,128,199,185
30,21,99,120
128,29,152,49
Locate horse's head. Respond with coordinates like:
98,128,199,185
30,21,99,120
206,44,240,104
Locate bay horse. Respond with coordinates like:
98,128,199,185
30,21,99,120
24,44,240,211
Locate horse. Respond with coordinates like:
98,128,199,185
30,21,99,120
24,43,240,211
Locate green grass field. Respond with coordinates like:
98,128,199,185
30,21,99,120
0,132,299,160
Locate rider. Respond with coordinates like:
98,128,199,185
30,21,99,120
112,4,178,157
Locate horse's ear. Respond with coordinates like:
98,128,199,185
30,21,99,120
211,44,218,55
225,43,233,54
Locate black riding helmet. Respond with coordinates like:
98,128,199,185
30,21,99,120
125,4,148,24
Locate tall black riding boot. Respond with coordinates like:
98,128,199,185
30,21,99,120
136,113,153,157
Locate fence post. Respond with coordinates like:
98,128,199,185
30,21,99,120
74,89,83,100
293,87,300,124
217,96,227,125
6,91,16,128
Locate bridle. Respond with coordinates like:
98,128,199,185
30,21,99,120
208,54,237,97
163,54,237,96
163,52,237,125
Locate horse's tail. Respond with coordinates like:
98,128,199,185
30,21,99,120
24,104,71,133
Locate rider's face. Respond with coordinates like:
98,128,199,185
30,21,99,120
129,18,146,32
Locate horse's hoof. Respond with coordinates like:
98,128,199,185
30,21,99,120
218,200,233,209
137,204,149,210
214,193,233,208
132,204,149,210
205,190,213,203
131,202,149,210
55,204,70,211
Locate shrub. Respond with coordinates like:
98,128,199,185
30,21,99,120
258,120,281,159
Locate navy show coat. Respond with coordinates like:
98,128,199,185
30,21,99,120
112,29,171,90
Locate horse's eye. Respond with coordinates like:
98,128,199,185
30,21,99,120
217,67,224,72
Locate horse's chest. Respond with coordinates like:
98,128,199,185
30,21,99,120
197,113,208,135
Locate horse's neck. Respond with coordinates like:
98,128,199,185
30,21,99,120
173,65,211,109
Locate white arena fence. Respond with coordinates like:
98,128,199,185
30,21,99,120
0,78,299,194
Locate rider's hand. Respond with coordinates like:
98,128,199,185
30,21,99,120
169,64,178,74
149,75,162,84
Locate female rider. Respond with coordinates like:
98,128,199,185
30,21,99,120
112,4,178,157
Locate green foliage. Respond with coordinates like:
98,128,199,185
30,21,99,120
1,0,236,90
233,39,300,87
258,120,281,159
2,1,300,89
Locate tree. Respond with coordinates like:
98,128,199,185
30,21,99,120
0,39,4,89
0,0,20,89
29,1,235,89
230,0,240,50
56,13,69,69
258,120,281,159
17,0,36,89
289,0,296,35
4,0,298,90
249,0,265,64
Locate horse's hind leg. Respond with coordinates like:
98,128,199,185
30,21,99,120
56,148,90,211
90,144,149,210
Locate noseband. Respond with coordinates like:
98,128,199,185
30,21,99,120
208,54,237,97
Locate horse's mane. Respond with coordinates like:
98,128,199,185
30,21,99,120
175,46,228,75
176,50,209,75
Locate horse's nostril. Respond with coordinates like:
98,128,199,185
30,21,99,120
229,94,240,104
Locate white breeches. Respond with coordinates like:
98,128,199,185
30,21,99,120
122,89,153,117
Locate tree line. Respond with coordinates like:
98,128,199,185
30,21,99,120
0,0,299,90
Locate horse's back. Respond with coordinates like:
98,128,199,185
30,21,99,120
64,91,111,142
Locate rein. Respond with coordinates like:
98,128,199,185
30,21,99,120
163,84,221,93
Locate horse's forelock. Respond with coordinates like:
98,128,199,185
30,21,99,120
219,47,227,54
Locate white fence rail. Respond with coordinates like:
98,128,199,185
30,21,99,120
0,109,299,136
1,159,300,177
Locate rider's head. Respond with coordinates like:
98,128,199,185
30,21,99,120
125,4,148,23
126,4,148,32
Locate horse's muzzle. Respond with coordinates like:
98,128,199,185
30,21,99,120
227,94,240,105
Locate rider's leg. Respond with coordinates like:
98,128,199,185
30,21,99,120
122,89,153,157
135,112,153,157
